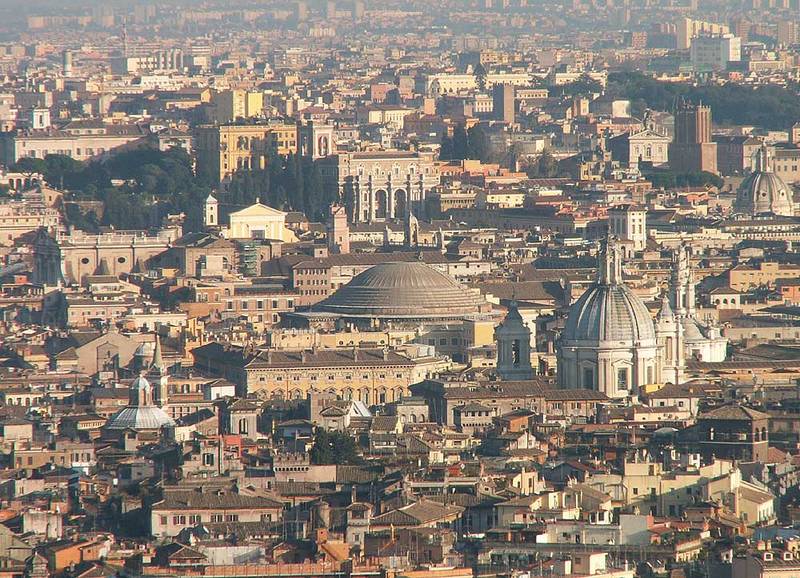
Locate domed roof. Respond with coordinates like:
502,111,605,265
736,146,795,217
562,239,656,344
106,405,175,430
315,261,487,318
563,283,656,343
106,374,175,431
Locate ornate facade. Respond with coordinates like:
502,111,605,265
558,240,728,398
558,239,661,399
322,151,439,223
32,227,179,286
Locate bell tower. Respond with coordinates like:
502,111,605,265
495,301,534,381
204,194,219,229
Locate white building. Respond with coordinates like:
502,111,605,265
608,204,647,252
690,34,741,71
223,202,298,242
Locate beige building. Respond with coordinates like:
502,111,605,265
321,151,439,223
150,489,283,538
727,261,800,291
192,342,449,403
225,203,298,241
0,200,61,246
211,89,264,123
195,123,298,185
677,17,730,50
0,121,148,164
356,105,415,129
609,129,670,168
33,227,179,286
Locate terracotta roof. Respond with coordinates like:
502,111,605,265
699,405,771,422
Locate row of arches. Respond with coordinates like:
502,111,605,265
372,189,407,220
268,386,406,405
3,176,39,190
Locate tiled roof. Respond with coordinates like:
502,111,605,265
699,405,771,422
153,490,283,511
371,499,463,526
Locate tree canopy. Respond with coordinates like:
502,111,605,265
606,71,800,130
309,429,361,465
27,145,336,233
440,124,491,162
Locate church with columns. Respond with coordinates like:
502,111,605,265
557,238,727,399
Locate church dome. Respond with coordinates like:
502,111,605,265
106,375,175,431
106,405,175,430
315,261,487,318
562,240,656,345
563,283,656,344
736,146,795,217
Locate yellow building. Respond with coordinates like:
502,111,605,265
195,123,299,184
212,89,264,123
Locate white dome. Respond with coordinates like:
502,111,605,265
736,146,795,217
558,239,661,398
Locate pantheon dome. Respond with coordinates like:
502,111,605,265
736,145,795,217
558,240,661,399
315,261,489,321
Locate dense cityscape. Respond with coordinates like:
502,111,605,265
3,1,800,577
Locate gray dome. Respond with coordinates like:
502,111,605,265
315,261,486,318
563,283,656,344
106,375,175,430
106,406,175,430
736,146,794,216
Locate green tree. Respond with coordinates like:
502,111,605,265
452,125,469,160
474,62,487,91
467,124,490,162
11,157,46,178
310,429,361,465
439,135,454,161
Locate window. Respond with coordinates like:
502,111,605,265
512,339,521,365
617,368,629,390
582,367,594,389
